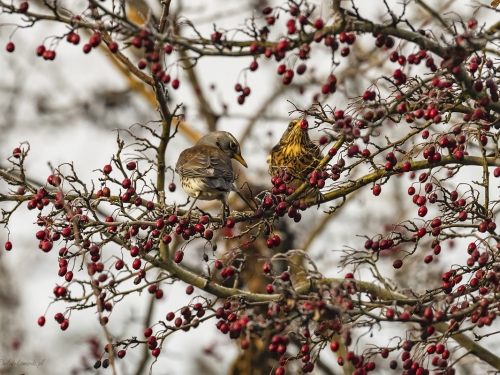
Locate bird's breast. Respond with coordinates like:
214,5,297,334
180,177,228,201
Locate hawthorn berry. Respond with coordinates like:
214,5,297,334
19,1,28,12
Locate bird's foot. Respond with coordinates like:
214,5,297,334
217,213,226,228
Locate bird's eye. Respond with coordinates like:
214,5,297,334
229,141,236,149
288,122,295,129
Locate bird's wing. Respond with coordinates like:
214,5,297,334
175,145,235,182
267,144,282,174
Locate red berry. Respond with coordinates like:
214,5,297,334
226,217,235,228
204,229,213,240
400,311,410,322
132,36,142,48
103,165,112,174
262,6,272,14
132,258,141,270
108,41,118,53
263,262,272,273
346,33,356,44
174,250,184,263
314,18,324,29
89,32,102,47
71,34,80,45
124,162,136,172
19,1,29,12
386,308,395,320
296,64,307,75
6,42,15,52
280,271,290,281
36,45,46,56
340,47,350,57
393,260,403,269
60,319,69,330
38,316,46,326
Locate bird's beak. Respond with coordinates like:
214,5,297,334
233,153,248,168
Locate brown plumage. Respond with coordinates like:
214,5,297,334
268,119,323,193
176,131,248,220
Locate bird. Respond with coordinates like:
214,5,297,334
267,119,323,196
175,131,253,222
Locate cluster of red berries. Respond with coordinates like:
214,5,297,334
234,84,251,104
214,302,249,340
3,153,229,337
321,74,337,95
332,110,370,144
141,328,160,357
164,302,205,333
265,173,308,226
473,75,499,103
364,237,396,252
232,5,359,104
8,11,182,89
132,30,179,88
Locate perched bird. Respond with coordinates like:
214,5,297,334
268,119,323,195
175,131,250,221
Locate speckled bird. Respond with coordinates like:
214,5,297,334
268,119,323,192
175,131,247,220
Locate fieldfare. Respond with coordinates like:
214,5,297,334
268,119,323,195
175,131,251,221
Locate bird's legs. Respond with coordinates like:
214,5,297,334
220,201,229,224
220,194,231,224
183,194,200,220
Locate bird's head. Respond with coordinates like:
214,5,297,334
279,119,310,146
196,131,247,167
